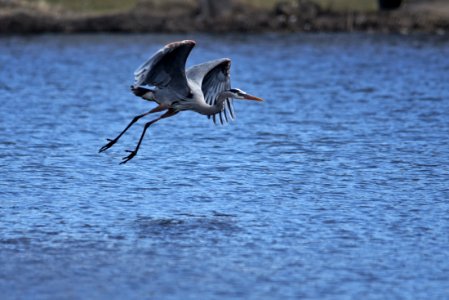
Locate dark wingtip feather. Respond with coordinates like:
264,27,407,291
223,110,229,123
226,99,235,120
167,40,196,49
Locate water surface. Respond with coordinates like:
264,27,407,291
1,33,449,299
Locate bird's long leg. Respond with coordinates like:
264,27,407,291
99,111,151,153
99,104,168,153
121,109,178,164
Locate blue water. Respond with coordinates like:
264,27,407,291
1,33,449,299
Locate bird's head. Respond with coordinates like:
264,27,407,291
228,88,264,102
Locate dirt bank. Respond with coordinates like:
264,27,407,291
0,0,448,34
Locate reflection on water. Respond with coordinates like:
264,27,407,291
1,33,449,299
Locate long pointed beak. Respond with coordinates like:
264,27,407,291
243,94,264,102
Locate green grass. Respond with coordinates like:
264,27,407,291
315,0,377,11
28,0,138,13
27,0,377,13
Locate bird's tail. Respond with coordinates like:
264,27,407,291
130,85,155,102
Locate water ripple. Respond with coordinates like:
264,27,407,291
1,33,449,300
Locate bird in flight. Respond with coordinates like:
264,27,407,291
99,40,263,164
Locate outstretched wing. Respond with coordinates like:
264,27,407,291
134,40,195,98
187,58,235,124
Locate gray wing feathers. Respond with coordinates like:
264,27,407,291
194,58,235,125
134,40,195,98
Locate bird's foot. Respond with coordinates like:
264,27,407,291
99,138,117,153
120,150,137,164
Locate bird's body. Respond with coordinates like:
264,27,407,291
99,40,263,163
133,41,237,121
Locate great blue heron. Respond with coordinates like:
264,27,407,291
99,40,263,164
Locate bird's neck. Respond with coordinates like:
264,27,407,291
197,91,229,115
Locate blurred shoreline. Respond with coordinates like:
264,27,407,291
1,0,448,35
